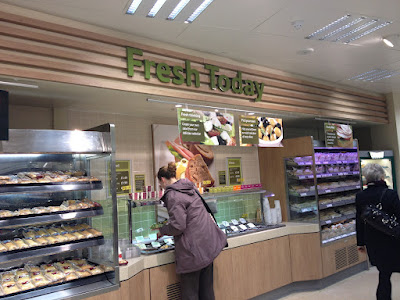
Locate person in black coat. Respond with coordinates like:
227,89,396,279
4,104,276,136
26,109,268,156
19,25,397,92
356,163,400,300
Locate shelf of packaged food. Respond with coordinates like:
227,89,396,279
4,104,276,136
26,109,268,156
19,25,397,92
319,199,355,210
0,236,104,263
314,147,358,150
320,213,356,226
290,206,318,213
203,189,272,200
318,185,361,195
322,231,356,244
0,207,104,229
289,171,360,181
0,181,103,194
286,161,313,167
289,190,316,197
315,160,359,165
2,270,115,300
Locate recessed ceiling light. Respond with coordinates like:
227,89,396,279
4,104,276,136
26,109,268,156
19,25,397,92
348,69,400,82
147,0,168,17
383,38,394,47
296,48,314,55
126,0,143,15
305,14,392,44
248,112,255,115
185,0,214,23
175,104,183,108
167,0,191,20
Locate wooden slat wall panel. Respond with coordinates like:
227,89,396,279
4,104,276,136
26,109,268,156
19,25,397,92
0,10,388,123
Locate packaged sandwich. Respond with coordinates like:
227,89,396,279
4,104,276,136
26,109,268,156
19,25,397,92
23,238,39,248
2,282,20,295
31,276,50,288
44,271,65,283
13,239,29,249
17,279,35,291
2,241,18,251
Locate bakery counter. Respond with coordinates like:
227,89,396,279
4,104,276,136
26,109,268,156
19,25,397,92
119,222,319,282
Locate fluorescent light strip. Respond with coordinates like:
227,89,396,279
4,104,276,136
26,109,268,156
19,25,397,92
369,71,400,82
306,15,351,39
147,0,168,17
167,0,191,20
363,72,392,81
334,19,377,42
0,81,39,89
344,21,391,43
185,0,214,23
348,69,378,80
126,0,143,14
359,70,389,80
319,17,364,40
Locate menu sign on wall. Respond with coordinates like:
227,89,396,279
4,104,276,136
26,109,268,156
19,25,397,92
110,160,131,196
324,123,353,148
227,158,242,185
218,171,226,185
134,174,145,192
177,108,236,146
239,116,258,145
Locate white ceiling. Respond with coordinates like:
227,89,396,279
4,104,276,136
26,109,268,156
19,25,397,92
2,0,400,95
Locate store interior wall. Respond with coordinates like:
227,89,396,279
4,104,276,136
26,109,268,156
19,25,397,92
10,105,53,129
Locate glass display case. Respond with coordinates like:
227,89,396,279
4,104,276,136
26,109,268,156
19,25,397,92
0,125,118,299
284,144,361,244
360,150,396,190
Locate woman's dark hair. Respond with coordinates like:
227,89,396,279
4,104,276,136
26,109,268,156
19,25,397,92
157,162,177,180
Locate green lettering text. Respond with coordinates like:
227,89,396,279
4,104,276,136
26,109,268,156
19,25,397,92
172,66,185,85
126,47,143,77
204,64,219,90
156,63,171,83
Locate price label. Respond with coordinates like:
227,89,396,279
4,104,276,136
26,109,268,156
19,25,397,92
121,185,131,191
230,226,239,232
247,223,256,228
202,180,211,185
325,189,331,193
327,204,333,208
300,193,307,196
325,220,332,224
298,162,305,165
299,175,305,179
338,173,344,176
323,161,329,164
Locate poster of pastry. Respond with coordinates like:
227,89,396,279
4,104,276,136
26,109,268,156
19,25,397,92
177,108,236,146
324,123,353,148
240,116,283,147
152,124,216,187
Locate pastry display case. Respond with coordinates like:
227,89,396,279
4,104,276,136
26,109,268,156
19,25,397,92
284,142,361,244
360,150,396,190
0,125,118,299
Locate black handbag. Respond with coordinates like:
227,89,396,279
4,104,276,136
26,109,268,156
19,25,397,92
361,189,400,238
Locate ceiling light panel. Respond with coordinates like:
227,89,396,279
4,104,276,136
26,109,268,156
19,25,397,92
348,69,400,82
147,0,168,17
306,14,392,44
185,0,214,23
126,0,143,14
168,0,191,20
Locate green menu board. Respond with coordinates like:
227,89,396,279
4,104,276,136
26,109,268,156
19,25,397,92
239,115,258,145
134,174,145,192
218,171,226,185
110,160,131,196
227,158,242,185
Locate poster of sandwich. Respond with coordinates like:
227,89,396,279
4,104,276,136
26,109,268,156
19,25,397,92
152,124,216,187
177,108,236,146
239,115,283,147
324,123,353,148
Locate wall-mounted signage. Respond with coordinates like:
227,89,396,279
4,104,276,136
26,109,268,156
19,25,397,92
126,47,265,102
177,108,236,146
239,116,283,147
0,91,8,141
218,171,226,185
324,123,353,148
227,158,242,185
134,174,145,192
109,160,131,196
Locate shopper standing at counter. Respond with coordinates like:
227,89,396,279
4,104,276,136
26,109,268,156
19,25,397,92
356,163,400,300
157,162,227,300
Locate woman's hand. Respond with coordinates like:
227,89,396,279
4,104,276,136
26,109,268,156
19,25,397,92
157,231,163,240
357,246,366,253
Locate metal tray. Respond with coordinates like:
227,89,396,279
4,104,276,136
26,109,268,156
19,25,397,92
0,237,104,264
1,271,115,300
0,207,104,229
0,181,103,194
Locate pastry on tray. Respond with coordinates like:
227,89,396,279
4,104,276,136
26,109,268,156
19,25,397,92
75,270,91,278
31,276,50,287
0,210,14,218
87,266,104,275
3,241,18,251
2,282,20,295
45,271,65,283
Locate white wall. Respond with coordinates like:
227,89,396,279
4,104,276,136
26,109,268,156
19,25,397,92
10,105,53,129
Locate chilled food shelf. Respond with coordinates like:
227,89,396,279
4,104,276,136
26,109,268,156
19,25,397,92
133,200,161,207
319,199,355,210
289,171,360,181
0,236,104,263
320,213,356,226
0,207,104,229
315,160,359,165
322,231,356,244
0,181,103,194
318,185,361,195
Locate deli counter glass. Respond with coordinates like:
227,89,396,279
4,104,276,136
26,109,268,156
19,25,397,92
0,125,118,299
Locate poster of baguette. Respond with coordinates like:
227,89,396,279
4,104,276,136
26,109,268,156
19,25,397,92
152,124,216,187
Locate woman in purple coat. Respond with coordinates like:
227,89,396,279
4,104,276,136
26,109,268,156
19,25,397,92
157,162,227,300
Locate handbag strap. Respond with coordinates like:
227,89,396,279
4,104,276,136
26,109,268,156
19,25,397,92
195,189,217,223
376,188,388,208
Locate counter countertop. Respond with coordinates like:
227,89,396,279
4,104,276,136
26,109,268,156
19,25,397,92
119,222,319,281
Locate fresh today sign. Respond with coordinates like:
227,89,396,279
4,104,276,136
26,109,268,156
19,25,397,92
126,47,265,102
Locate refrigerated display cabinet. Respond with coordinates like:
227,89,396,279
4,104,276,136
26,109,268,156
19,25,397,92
284,141,361,244
0,124,118,299
359,150,396,190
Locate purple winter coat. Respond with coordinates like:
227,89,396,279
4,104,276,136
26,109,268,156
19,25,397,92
160,179,227,274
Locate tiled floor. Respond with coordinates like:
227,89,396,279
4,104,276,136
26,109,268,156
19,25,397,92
279,267,400,300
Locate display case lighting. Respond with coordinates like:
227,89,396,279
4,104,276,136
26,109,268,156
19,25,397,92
0,81,38,89
147,0,168,17
167,0,191,20
185,0,214,23
126,0,143,15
